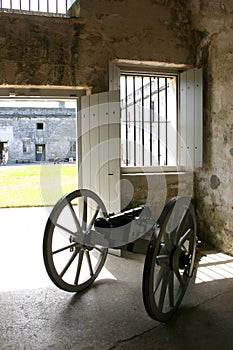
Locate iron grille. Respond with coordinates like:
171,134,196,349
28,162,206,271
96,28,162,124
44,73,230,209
120,73,178,167
0,0,76,16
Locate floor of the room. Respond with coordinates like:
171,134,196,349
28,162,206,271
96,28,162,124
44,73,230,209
0,207,233,350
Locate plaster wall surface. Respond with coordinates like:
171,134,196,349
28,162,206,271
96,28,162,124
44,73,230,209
0,0,195,91
187,0,233,253
121,172,194,221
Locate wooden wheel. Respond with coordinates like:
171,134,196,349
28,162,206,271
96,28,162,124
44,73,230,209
43,189,108,292
143,197,197,322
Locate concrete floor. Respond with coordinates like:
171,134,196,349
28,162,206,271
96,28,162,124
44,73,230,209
0,207,233,350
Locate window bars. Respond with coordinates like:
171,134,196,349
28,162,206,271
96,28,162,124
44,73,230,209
120,74,178,167
0,0,76,16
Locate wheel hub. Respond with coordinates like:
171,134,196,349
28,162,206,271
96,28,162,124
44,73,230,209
179,251,190,269
171,246,189,271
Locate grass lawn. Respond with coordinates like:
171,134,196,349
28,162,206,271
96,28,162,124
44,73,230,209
0,164,77,208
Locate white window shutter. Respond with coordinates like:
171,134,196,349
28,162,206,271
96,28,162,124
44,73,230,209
179,68,203,167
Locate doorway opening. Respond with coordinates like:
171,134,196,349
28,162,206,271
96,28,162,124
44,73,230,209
0,86,87,208
0,98,78,164
0,85,89,293
35,144,45,161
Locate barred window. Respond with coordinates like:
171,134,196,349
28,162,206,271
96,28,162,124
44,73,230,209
121,73,177,167
0,0,78,17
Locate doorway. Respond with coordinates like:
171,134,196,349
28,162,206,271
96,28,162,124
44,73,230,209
0,85,88,294
35,144,45,161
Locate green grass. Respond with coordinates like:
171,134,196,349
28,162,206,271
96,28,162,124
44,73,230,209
0,164,77,207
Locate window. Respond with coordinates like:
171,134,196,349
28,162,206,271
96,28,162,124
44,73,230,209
109,62,203,168
0,0,78,17
23,140,30,153
121,73,177,167
36,122,44,130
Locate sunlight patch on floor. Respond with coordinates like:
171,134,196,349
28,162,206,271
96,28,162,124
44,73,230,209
195,250,233,284
0,263,117,293
97,266,117,281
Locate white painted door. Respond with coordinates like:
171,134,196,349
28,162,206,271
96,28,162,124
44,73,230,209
78,90,121,214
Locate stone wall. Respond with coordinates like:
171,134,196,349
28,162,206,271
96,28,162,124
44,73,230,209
0,108,76,162
187,0,233,253
121,171,194,221
0,0,196,90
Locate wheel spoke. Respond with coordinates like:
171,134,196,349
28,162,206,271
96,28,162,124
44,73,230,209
156,254,170,264
85,251,94,276
68,202,82,234
175,209,189,241
74,249,84,285
158,268,170,312
82,197,87,231
55,223,75,236
168,271,174,307
153,265,167,295
60,249,79,278
53,242,80,255
178,228,192,248
86,206,100,233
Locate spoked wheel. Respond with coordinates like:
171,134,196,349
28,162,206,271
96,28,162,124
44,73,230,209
143,197,197,322
43,189,108,292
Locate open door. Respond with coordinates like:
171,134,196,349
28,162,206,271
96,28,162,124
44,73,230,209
78,90,121,214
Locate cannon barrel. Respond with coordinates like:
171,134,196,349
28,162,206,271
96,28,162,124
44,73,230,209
94,205,151,234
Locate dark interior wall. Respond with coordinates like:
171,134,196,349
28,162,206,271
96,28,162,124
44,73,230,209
77,0,196,92
0,15,81,86
0,0,196,91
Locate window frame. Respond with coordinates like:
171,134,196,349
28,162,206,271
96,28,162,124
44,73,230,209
108,61,203,172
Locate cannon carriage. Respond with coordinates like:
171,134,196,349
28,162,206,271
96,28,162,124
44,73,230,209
43,188,197,322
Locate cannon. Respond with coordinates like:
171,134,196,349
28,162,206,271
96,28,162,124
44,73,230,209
43,189,197,322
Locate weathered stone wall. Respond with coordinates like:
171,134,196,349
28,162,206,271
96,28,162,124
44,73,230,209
0,108,76,162
121,171,194,221
187,0,233,253
0,14,82,86
0,0,196,90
